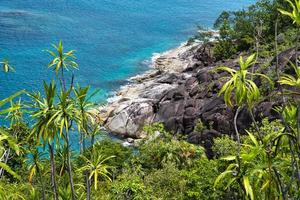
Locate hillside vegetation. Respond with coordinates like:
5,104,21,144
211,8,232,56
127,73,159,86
0,0,300,199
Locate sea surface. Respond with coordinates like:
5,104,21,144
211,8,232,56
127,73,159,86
0,0,256,103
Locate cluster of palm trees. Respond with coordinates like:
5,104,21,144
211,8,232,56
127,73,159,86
0,60,23,181
0,41,115,199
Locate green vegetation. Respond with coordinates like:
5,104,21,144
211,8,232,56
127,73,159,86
212,0,292,60
1,0,300,199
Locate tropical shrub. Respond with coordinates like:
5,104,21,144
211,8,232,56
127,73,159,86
138,124,205,169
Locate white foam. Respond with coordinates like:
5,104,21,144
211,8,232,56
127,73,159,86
105,41,196,104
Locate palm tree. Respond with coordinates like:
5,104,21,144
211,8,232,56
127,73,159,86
0,99,24,179
52,88,77,200
0,91,23,115
56,144,69,177
74,85,98,154
28,186,41,200
78,152,115,199
26,149,47,200
279,62,300,141
88,123,101,149
58,185,72,200
47,40,78,90
30,81,59,200
0,91,23,180
47,41,79,199
278,62,300,185
74,85,98,200
217,54,271,175
278,0,300,187
215,129,289,200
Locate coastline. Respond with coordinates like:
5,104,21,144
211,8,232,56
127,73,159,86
96,41,204,140
106,42,197,104
95,28,281,148
103,30,220,109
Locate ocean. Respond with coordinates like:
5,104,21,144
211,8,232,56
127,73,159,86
0,0,256,103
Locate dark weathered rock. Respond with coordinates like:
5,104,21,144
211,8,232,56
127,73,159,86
99,42,283,146
157,73,180,84
188,129,221,158
196,70,213,83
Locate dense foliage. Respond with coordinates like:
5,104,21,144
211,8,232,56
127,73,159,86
212,0,293,60
1,0,300,199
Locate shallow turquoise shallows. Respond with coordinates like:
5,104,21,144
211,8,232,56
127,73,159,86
0,0,255,102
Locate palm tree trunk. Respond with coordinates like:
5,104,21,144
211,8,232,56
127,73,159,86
272,166,286,200
88,133,95,199
289,140,300,186
234,107,242,172
86,172,91,200
83,137,86,153
297,103,300,145
275,18,280,81
296,27,300,68
296,27,300,148
61,67,66,91
66,133,76,200
234,107,248,197
80,133,84,154
249,109,263,141
37,169,46,200
91,135,95,148
48,142,59,200
79,132,90,200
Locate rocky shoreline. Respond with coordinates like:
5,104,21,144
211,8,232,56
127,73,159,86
96,40,281,152
97,42,202,137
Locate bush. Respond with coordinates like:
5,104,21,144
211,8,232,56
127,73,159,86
213,40,237,61
144,163,186,200
182,159,240,200
88,139,133,175
194,119,206,133
110,171,151,200
212,135,237,158
138,124,205,169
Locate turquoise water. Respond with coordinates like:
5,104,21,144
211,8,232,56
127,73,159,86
0,0,255,102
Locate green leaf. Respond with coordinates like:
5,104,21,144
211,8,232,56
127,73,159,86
0,162,20,180
0,90,24,108
245,54,256,68
246,131,259,146
214,170,234,188
221,155,236,161
278,9,294,18
0,128,20,155
243,176,254,200
217,66,236,76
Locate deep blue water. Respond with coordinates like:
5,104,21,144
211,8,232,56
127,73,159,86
0,0,256,102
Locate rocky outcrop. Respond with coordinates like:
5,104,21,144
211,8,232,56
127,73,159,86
97,42,280,143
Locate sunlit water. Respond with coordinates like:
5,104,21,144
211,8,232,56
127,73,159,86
0,0,256,147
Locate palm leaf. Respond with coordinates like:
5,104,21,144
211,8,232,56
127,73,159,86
243,176,254,200
214,170,234,188
0,162,20,180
